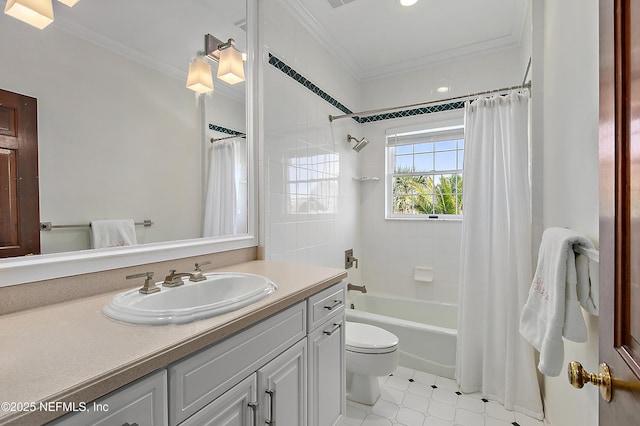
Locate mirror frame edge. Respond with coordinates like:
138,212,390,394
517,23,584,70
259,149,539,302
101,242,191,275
0,0,260,288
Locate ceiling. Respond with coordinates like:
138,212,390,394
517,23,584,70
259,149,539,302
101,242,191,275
282,0,530,81
2,0,529,85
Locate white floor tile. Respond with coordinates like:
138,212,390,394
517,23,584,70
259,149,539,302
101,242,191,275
395,407,426,426
454,408,485,426
342,366,544,426
402,393,430,413
362,414,394,426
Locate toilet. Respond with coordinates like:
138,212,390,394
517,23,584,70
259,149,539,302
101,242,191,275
345,322,400,405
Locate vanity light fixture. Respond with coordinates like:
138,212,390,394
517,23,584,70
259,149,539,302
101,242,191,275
4,0,54,29
186,33,245,94
57,0,81,6
186,57,215,94
4,0,81,30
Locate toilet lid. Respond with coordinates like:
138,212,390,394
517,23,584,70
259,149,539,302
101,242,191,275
345,322,399,354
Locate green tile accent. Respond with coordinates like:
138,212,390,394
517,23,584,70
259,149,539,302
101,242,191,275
209,124,243,136
267,53,464,123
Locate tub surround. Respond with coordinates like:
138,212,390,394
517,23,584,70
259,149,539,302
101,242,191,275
0,260,347,425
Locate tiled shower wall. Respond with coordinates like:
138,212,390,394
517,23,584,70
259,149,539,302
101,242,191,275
262,0,362,283
262,0,531,302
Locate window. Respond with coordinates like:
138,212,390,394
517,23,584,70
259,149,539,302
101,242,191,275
386,124,464,219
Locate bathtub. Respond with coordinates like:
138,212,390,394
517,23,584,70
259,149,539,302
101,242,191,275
346,292,458,379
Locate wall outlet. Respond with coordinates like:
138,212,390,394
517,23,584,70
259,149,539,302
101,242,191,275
345,249,354,269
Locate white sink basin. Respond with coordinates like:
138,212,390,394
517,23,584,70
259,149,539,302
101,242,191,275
103,272,277,325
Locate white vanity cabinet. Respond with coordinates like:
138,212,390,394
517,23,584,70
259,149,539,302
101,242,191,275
168,302,306,425
48,369,168,426
307,282,346,426
46,281,345,426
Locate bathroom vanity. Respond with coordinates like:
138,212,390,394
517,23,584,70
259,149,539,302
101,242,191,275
0,261,346,426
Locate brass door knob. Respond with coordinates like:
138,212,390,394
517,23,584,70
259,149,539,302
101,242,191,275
567,361,612,402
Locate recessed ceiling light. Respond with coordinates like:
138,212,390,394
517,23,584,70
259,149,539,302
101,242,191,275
437,86,450,93
400,0,418,6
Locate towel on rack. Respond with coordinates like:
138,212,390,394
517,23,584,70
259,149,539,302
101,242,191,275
519,227,595,376
90,219,137,249
576,253,599,316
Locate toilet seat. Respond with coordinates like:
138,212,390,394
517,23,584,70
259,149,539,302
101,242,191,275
346,322,399,354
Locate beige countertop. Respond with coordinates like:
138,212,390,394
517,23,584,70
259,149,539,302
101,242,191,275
0,260,347,425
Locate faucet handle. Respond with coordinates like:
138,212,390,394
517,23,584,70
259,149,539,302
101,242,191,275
126,272,160,294
190,261,212,282
194,261,212,271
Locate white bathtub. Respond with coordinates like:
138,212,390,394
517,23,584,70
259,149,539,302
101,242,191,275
346,292,458,379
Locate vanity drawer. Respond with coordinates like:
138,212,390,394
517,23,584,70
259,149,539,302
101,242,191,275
48,369,167,426
307,282,345,331
168,301,306,426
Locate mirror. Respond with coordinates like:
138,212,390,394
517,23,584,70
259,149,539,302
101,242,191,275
0,1,250,251
0,0,257,284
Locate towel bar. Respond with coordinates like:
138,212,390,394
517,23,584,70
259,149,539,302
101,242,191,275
573,245,599,264
40,220,153,231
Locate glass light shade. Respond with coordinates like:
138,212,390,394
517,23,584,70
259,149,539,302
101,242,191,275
216,46,245,85
186,58,214,94
4,0,54,29
400,0,418,6
57,0,80,6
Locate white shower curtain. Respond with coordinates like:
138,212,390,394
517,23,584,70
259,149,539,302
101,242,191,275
456,90,543,419
203,139,238,237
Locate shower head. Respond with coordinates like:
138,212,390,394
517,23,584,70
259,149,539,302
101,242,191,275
347,134,369,152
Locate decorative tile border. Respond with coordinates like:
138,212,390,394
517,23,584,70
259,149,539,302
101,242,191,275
268,53,355,118
267,53,464,123
209,124,244,136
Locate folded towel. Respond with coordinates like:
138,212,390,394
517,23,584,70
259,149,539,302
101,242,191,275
519,227,594,376
90,219,137,249
576,253,599,315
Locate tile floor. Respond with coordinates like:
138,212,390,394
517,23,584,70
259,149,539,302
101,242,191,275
340,366,544,426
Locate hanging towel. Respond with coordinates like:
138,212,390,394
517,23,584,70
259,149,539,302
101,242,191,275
519,227,594,376
90,219,137,249
576,253,599,316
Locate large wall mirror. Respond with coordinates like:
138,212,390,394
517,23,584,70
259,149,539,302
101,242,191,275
0,0,258,285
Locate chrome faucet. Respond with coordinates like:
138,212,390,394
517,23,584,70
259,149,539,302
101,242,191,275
127,271,160,294
162,270,195,287
347,283,367,293
190,261,212,282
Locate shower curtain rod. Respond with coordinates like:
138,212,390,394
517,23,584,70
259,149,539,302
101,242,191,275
328,81,532,122
210,133,246,143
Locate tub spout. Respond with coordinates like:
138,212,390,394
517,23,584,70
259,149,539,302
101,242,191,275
347,283,367,293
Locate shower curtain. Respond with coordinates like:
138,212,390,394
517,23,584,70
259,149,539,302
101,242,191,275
203,139,239,237
456,90,543,419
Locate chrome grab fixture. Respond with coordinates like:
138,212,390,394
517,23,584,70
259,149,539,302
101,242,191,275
324,300,343,311
190,261,212,282
126,272,160,295
323,323,341,336
568,361,612,402
265,389,275,425
345,248,359,269
347,283,367,293
162,270,195,287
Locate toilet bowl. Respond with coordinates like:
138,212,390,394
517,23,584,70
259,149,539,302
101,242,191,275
345,321,399,405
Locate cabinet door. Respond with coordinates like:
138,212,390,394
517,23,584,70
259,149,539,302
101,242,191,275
180,374,257,426
307,315,345,426
257,339,307,426
48,370,167,426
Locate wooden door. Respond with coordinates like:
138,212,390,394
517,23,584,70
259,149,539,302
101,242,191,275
0,89,40,257
599,0,640,423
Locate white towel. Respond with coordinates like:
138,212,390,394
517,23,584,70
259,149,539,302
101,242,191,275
576,253,599,315
90,219,137,249
519,227,595,376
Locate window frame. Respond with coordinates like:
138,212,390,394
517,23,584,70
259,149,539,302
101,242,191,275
385,119,465,221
